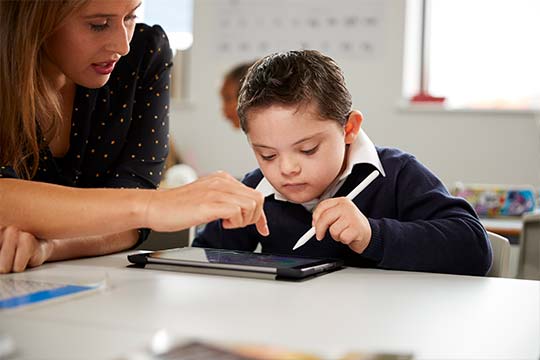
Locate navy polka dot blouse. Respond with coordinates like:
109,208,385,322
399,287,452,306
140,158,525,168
0,23,172,191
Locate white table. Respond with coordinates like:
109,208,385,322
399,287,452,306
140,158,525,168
1,252,539,360
480,217,523,239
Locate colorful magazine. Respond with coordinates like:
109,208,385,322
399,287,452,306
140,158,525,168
452,183,536,217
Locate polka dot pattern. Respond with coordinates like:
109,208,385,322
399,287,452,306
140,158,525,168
0,23,172,194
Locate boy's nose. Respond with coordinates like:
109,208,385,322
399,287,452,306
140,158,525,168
279,157,301,176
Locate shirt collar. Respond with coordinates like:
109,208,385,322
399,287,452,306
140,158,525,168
255,129,386,206
339,128,386,180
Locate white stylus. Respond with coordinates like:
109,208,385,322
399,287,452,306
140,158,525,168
292,169,380,250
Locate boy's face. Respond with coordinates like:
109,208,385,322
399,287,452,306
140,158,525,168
247,102,354,203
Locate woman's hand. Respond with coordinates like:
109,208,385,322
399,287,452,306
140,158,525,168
145,171,269,236
312,197,371,254
0,226,53,273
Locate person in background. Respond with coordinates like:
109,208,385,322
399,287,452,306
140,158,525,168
220,61,255,129
194,50,492,276
0,0,267,274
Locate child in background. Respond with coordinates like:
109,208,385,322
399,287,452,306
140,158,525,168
220,61,255,129
194,50,492,276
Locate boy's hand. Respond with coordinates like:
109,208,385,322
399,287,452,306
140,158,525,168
312,197,371,254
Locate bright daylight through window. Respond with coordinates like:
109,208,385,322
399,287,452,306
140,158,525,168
404,0,540,110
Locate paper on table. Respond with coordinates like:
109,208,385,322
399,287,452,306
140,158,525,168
0,276,107,311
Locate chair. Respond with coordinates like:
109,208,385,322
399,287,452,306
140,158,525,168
137,229,191,251
517,213,540,280
486,231,511,278
137,163,199,251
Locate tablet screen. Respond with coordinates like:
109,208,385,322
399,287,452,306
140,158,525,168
149,248,323,269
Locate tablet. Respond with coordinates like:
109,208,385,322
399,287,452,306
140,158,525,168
127,247,344,280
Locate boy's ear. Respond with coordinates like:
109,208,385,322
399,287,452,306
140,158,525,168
344,110,363,144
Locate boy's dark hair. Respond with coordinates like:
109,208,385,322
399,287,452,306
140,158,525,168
237,50,352,133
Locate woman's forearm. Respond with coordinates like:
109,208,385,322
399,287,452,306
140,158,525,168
47,229,139,261
0,172,268,242
0,179,151,239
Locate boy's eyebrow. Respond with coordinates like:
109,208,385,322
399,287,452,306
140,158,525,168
291,132,324,146
252,132,324,149
251,144,274,149
82,2,142,19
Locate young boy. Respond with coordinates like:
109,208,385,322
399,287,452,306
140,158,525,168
193,50,492,276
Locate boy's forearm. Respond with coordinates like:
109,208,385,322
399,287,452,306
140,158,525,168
0,179,151,239
365,216,490,275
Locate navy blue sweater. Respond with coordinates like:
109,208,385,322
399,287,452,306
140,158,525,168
193,147,492,276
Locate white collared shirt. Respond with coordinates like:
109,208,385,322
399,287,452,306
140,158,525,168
255,129,386,211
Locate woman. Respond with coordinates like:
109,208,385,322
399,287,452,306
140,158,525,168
0,0,268,273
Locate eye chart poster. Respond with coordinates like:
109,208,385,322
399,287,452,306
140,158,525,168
211,0,384,60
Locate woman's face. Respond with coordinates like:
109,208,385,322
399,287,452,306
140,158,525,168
43,0,142,89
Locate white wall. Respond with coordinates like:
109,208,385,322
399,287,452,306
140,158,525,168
169,0,540,188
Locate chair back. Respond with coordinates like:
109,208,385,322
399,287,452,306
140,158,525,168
138,163,198,251
517,213,540,280
486,231,511,277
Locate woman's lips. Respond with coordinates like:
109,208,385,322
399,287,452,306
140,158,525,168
91,61,116,75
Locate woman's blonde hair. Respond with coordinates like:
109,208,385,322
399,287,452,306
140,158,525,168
0,0,88,178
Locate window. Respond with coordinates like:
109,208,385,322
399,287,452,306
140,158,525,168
139,0,193,51
404,0,540,110
139,0,193,101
